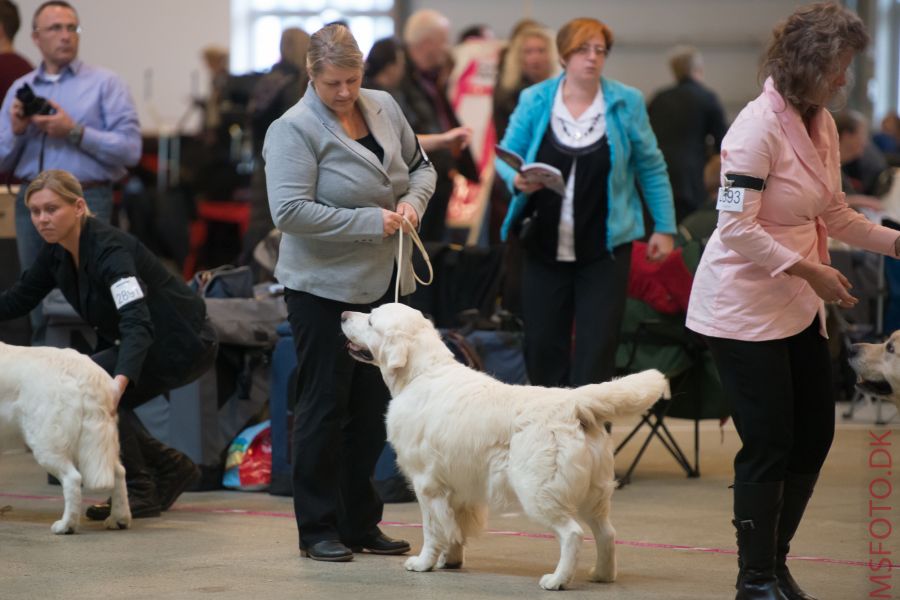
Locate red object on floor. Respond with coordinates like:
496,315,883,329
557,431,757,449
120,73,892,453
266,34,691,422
182,199,251,279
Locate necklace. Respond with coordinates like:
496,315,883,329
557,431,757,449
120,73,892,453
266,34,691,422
557,111,602,141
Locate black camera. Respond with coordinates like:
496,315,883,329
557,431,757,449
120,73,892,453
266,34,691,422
16,83,55,117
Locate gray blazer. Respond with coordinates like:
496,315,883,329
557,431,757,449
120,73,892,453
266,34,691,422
263,86,436,303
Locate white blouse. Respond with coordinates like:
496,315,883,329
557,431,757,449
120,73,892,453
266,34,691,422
550,79,606,262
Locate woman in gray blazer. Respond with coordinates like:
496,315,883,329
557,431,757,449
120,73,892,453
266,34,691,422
264,24,436,563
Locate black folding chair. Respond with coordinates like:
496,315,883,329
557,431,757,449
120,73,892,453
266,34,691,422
613,303,729,488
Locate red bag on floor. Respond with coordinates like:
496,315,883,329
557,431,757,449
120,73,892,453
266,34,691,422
223,420,271,491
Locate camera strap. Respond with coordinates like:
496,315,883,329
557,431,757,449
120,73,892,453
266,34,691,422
3,133,47,195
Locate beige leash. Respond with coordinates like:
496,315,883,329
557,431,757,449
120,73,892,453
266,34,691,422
395,215,433,302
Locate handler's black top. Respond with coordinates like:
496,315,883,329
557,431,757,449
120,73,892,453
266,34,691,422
0,218,208,384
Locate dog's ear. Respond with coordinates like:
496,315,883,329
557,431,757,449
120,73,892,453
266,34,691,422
380,333,409,371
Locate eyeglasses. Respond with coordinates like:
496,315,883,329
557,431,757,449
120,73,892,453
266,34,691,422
575,44,608,57
34,23,82,35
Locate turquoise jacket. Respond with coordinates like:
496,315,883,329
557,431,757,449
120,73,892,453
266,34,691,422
496,75,676,247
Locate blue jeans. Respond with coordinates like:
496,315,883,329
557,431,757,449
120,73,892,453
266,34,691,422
15,184,113,343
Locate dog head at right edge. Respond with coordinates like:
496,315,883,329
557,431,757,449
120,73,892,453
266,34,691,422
849,330,900,407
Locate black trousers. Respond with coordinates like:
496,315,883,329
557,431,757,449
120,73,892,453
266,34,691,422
705,319,835,483
92,320,218,469
521,244,631,387
285,287,393,548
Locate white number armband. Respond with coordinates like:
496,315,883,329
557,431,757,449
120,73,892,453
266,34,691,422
716,186,745,212
110,276,144,309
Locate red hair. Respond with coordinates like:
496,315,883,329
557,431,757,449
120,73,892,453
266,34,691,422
557,18,614,62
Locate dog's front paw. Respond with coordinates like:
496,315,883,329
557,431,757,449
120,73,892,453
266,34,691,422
51,519,76,535
104,513,131,530
539,573,569,591
404,555,435,572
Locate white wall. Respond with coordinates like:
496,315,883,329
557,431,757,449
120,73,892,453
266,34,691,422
411,0,810,120
6,0,829,134
14,0,230,134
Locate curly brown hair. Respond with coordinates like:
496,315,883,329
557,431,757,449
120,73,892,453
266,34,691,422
761,2,868,115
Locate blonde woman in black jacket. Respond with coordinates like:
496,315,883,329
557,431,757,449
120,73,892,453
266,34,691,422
0,169,218,521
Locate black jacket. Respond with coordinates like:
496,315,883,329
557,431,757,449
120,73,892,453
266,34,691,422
648,78,726,218
0,218,209,384
390,56,478,183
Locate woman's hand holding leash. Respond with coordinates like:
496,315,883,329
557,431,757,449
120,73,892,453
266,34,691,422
396,202,419,232
381,209,404,237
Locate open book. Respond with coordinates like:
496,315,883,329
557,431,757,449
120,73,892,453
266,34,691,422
495,145,567,196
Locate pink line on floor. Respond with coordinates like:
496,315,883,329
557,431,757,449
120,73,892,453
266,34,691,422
0,492,889,569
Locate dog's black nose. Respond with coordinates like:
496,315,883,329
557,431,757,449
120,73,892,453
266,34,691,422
848,344,859,358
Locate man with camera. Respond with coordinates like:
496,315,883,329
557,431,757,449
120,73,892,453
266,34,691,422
0,0,140,342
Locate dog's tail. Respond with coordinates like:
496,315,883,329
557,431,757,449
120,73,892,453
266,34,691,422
573,369,669,424
76,378,120,490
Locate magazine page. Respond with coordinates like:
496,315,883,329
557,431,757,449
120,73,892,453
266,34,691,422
494,145,525,172
521,163,567,196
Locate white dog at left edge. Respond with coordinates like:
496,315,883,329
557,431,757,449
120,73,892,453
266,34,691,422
0,342,131,534
341,303,668,590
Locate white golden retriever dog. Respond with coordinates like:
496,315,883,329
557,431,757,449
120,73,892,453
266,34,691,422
849,331,900,407
0,342,131,534
341,303,668,590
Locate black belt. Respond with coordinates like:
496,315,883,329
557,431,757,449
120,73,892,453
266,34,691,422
21,179,111,190
78,180,112,190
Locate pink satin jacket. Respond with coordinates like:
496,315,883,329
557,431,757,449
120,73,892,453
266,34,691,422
686,78,898,341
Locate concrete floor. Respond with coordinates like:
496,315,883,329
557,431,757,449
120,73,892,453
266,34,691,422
1,403,896,600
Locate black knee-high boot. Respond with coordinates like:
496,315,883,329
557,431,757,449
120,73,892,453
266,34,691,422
85,413,161,520
774,472,819,600
733,481,788,600
130,422,200,511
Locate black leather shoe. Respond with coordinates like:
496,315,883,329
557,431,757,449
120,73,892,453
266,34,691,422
86,495,161,521
301,540,354,562
349,531,411,555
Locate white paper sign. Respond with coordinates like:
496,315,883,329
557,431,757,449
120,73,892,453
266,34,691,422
716,187,745,212
110,276,144,309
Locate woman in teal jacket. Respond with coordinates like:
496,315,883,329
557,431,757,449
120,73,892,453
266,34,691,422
496,17,676,387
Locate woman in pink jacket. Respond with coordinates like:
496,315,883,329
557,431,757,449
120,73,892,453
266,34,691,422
686,4,900,600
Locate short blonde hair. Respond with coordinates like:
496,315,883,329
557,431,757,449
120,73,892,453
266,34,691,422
557,17,614,63
25,169,92,222
306,24,363,79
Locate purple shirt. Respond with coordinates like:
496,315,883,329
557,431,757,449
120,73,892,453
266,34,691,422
0,58,141,182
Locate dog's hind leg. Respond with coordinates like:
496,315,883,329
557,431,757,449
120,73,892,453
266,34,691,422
35,454,82,534
104,461,131,530
535,517,583,590
581,508,616,583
